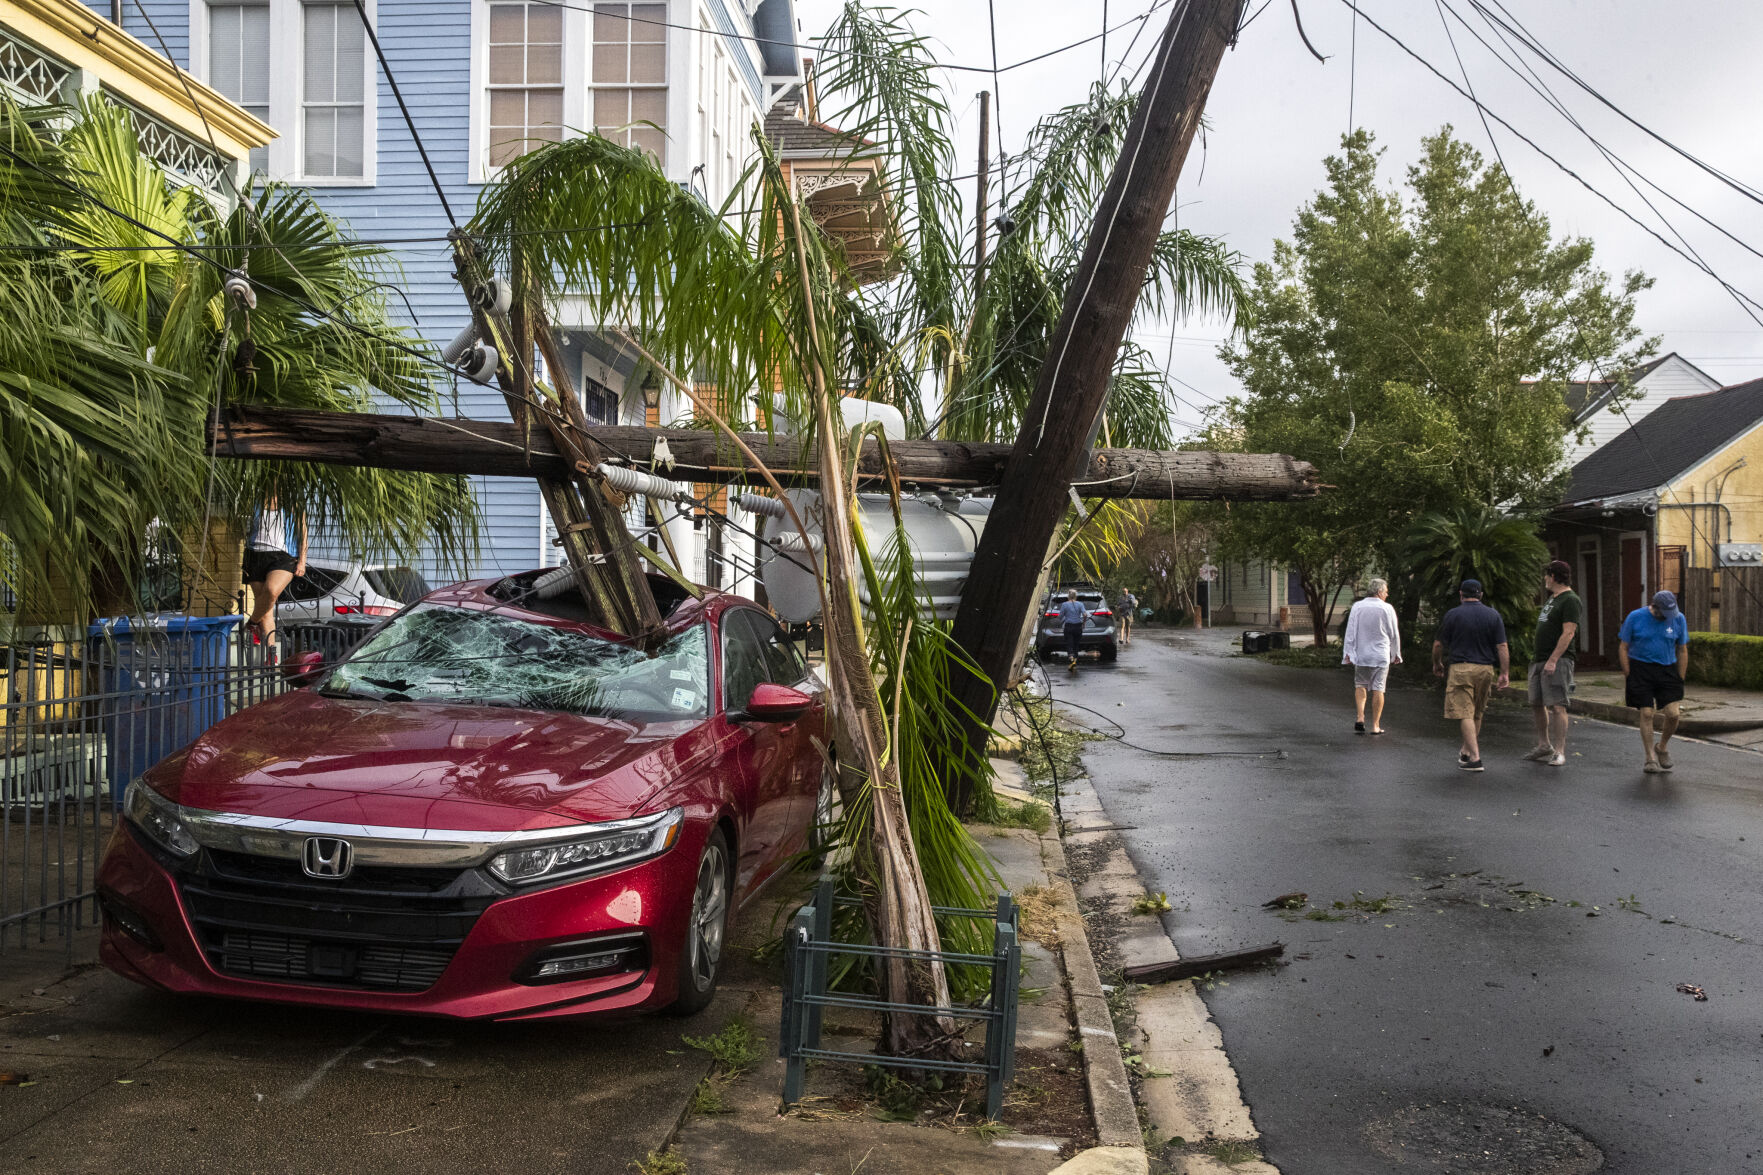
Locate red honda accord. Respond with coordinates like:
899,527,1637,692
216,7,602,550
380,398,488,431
96,572,831,1020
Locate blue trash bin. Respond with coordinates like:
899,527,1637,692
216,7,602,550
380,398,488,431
87,614,243,803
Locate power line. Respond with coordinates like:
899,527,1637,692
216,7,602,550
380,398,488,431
351,0,457,229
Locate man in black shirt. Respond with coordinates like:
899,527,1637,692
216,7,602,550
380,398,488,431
1432,579,1510,772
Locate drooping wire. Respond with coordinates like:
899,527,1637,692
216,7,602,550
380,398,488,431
351,0,457,230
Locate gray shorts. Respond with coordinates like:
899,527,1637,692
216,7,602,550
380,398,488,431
1352,663,1389,692
1528,659,1575,708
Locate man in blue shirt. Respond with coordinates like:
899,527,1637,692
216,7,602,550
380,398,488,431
1058,589,1089,671
1431,579,1510,772
1619,589,1691,774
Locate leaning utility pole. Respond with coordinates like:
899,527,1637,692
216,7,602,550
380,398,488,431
946,0,1247,807
974,89,991,295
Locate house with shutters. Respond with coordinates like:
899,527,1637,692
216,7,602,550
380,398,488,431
100,0,830,593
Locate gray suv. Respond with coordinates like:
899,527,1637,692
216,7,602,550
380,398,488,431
1034,588,1118,663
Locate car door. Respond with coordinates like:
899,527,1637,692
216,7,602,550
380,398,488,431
749,613,825,855
719,609,796,895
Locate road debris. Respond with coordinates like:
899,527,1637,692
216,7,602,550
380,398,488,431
1263,892,1307,909
1675,983,1708,1002
1122,942,1285,983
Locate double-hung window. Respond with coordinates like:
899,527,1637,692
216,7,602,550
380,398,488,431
591,3,666,162
198,0,374,182
487,1,564,168
207,2,270,173
302,3,365,177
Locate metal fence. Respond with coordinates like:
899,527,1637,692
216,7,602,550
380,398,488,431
0,618,368,956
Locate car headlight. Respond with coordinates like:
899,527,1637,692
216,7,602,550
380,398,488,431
487,808,684,885
123,779,199,858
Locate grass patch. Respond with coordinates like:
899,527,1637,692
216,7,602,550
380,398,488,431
629,1150,687,1175
690,1074,734,1115
1203,1139,1263,1165
1258,643,1340,669
682,1017,762,1076
991,798,1053,835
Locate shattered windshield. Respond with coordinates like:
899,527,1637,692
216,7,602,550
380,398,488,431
320,604,711,721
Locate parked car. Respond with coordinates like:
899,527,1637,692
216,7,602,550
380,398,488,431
276,562,431,623
1034,586,1118,663
97,571,830,1020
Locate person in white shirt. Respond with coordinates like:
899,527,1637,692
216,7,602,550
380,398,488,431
1342,578,1402,735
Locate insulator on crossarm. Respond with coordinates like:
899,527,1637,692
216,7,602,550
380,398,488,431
735,493,787,519
594,463,692,502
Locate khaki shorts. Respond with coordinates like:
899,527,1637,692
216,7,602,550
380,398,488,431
1528,659,1575,708
1444,663,1497,720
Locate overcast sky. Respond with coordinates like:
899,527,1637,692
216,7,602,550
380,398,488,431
797,0,1763,434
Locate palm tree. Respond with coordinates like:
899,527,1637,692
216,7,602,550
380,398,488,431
0,96,476,621
465,4,1243,1064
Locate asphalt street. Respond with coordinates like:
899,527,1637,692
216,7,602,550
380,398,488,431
1057,628,1763,1175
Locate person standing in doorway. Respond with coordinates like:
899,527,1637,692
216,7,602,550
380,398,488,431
1431,579,1510,772
1058,588,1088,673
1343,578,1402,735
1525,560,1583,768
243,497,307,657
1619,590,1690,773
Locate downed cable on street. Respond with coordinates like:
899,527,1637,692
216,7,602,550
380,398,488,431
1028,665,1287,759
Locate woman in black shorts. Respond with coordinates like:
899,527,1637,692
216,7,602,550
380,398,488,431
242,499,306,654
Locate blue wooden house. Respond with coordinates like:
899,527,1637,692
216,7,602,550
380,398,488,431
99,0,809,590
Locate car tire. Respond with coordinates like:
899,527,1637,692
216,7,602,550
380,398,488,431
668,827,731,1016
1100,643,1118,663
807,756,841,867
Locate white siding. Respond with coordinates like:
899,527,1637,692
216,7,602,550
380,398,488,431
1567,356,1722,465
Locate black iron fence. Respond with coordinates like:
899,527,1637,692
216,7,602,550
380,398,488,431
0,618,370,956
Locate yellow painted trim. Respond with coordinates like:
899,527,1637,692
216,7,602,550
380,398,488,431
2,0,276,157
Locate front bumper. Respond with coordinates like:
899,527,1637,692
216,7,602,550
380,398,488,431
96,821,703,1021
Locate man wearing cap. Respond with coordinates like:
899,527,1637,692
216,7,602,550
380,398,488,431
1619,590,1691,773
1525,560,1583,768
1058,588,1088,672
1431,579,1510,772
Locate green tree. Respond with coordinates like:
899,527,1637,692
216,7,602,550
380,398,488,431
1401,504,1551,662
1215,128,1653,637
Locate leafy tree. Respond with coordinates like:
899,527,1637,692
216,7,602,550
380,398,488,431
1215,128,1653,638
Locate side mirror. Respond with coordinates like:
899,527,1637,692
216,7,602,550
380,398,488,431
282,650,327,687
742,682,814,722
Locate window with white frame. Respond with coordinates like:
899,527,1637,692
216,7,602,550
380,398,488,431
723,63,737,191
302,3,365,177
198,0,374,182
207,2,269,172
486,1,564,168
695,17,708,186
592,3,666,162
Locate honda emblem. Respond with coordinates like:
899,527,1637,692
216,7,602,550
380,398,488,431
301,836,354,880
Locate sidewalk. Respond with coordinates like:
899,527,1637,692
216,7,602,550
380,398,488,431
1569,668,1763,750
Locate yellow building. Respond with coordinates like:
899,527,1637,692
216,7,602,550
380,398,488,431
0,0,273,200
1546,377,1763,659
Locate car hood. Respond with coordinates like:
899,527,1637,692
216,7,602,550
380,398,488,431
150,689,719,831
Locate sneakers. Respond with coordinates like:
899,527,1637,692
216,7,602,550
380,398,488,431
1522,745,1554,762
1459,758,1485,772
1547,753,1566,767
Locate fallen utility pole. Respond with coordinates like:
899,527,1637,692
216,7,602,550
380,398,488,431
946,0,1248,810
210,405,1321,502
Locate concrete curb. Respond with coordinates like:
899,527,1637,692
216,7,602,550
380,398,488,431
1569,695,1763,734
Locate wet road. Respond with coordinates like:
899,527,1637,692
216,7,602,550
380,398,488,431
1058,629,1763,1175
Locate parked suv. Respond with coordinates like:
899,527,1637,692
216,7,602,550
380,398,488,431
1034,587,1117,663
276,563,431,623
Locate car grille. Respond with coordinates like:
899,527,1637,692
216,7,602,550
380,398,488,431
178,849,502,993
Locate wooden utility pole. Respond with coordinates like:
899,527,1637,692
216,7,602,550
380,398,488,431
946,0,1246,808
212,404,1321,502
449,238,663,638
974,89,991,294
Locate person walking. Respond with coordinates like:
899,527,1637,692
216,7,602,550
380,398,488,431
1524,560,1583,768
1058,588,1088,672
1431,579,1510,772
1342,578,1402,735
1619,590,1690,773
243,497,307,657
1116,588,1136,647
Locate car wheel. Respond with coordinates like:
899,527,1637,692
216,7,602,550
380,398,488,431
807,757,841,866
1100,643,1118,663
668,827,731,1015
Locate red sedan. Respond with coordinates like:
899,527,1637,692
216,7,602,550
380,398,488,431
96,573,831,1020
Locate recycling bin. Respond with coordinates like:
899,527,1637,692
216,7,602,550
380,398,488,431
87,614,243,803
1241,630,1270,654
